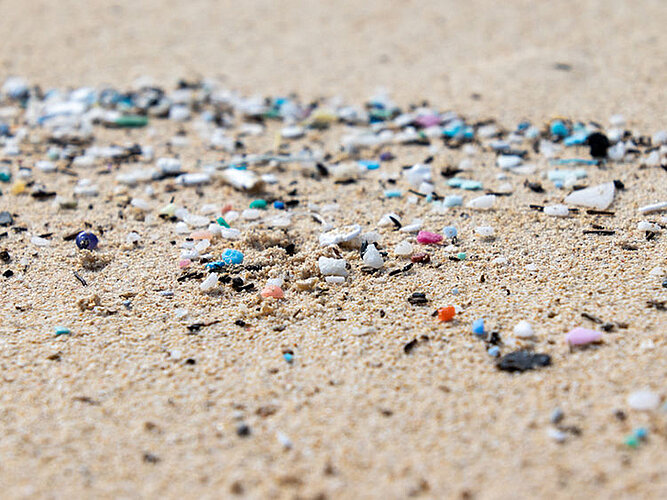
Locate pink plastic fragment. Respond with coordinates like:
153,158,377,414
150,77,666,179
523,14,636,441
415,115,441,128
179,259,192,268
261,285,284,299
565,327,603,346
416,231,443,245
190,230,213,240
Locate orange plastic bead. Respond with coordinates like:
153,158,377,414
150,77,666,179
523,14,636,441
438,306,456,322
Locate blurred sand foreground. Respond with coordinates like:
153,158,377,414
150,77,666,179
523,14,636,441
0,1,665,499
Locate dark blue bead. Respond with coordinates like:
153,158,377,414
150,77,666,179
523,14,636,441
75,231,98,250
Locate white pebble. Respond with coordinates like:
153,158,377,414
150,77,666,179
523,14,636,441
627,390,661,411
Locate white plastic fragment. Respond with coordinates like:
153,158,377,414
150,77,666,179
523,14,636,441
178,172,211,186
466,194,496,210
475,226,495,238
220,228,241,239
318,257,348,276
221,168,264,191
544,204,570,217
31,235,51,247
497,155,522,169
200,273,218,292
547,428,567,443
281,126,304,139
637,221,661,232
126,232,141,244
564,182,615,210
362,244,384,269
325,276,346,284
404,163,431,188
394,240,413,256
319,224,361,246
378,213,400,227
130,198,151,211
513,320,535,339
627,390,661,411
638,201,667,214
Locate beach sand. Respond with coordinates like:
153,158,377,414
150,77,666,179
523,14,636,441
0,1,666,498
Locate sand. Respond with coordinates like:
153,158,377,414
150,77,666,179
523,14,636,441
0,1,666,498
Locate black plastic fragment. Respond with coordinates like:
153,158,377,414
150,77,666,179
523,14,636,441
497,350,551,372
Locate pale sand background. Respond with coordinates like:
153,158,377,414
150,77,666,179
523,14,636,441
0,1,666,499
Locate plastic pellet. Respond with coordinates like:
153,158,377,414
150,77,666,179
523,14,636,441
249,199,267,209
76,231,99,250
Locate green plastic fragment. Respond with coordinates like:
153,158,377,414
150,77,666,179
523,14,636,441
624,435,639,448
457,252,467,260
114,115,148,128
249,199,267,209
55,326,71,336
216,217,230,228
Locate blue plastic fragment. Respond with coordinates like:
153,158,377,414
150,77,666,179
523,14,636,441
564,132,588,146
472,318,485,337
283,352,294,363
551,159,599,166
221,249,244,265
551,120,569,137
487,346,500,357
442,226,457,239
384,190,402,198
359,160,380,170
273,200,285,209
443,195,463,207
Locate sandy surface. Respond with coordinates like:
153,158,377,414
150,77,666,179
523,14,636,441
0,1,666,499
